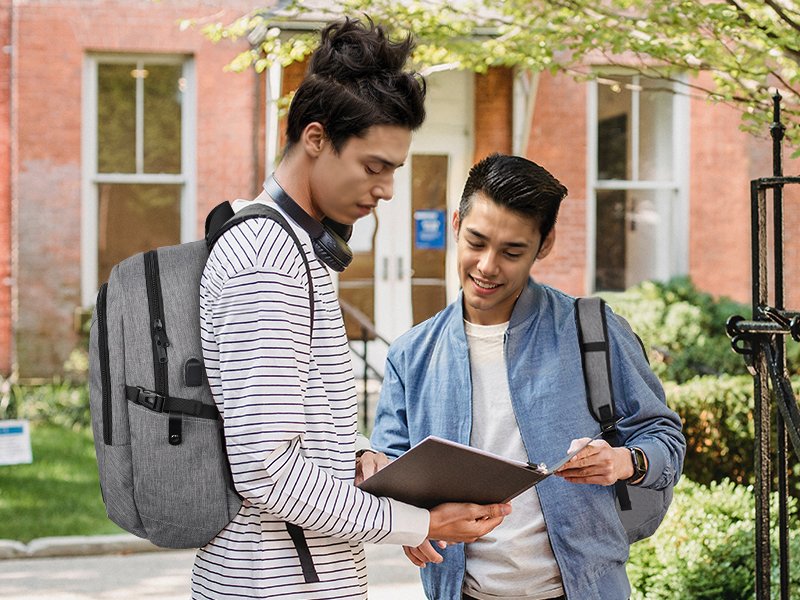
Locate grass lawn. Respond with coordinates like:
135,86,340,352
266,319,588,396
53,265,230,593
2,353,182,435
0,423,123,542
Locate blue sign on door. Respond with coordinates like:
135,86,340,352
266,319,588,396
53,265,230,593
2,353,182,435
414,209,446,250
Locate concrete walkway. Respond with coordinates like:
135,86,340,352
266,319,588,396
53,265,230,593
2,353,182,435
0,536,426,599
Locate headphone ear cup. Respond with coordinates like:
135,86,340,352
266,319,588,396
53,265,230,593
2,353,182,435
322,218,353,243
313,225,353,272
264,176,353,271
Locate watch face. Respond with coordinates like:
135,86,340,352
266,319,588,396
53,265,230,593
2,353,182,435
631,447,647,477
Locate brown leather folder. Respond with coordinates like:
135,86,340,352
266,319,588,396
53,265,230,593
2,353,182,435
357,435,591,509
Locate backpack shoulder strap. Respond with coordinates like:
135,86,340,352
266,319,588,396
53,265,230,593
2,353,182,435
205,202,315,337
575,297,616,432
204,201,322,581
575,296,632,510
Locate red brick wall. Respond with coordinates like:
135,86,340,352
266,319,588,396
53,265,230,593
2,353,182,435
783,157,800,310
0,0,10,376
471,68,590,296
687,73,753,305
473,67,513,163
526,72,587,296
14,1,256,377
688,73,800,309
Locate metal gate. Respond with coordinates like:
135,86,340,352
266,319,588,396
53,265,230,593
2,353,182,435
726,93,800,600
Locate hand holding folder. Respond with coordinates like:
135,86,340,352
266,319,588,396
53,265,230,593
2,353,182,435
358,433,600,509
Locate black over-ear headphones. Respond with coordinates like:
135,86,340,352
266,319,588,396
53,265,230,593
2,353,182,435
263,176,353,272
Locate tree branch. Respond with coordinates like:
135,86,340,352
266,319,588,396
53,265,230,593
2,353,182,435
726,0,800,60
763,0,800,34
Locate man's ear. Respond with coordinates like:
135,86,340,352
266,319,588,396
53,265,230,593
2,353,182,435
536,228,556,260
301,122,326,157
451,210,461,238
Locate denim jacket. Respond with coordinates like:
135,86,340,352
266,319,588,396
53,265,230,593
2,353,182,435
371,279,685,600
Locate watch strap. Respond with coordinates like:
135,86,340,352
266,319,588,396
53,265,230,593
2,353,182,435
626,446,647,484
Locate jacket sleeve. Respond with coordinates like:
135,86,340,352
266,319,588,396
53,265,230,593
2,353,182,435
370,352,412,460
606,309,686,490
212,266,428,546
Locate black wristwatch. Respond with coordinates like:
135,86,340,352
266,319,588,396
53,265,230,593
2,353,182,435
626,447,647,484
355,449,376,459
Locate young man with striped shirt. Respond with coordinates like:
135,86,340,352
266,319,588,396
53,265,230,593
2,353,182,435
192,18,510,600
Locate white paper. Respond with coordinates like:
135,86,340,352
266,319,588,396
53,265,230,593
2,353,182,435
0,420,33,466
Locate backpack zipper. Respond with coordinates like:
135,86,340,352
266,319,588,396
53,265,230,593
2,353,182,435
144,251,170,398
96,283,112,445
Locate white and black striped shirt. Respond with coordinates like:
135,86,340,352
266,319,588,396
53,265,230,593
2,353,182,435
192,200,428,599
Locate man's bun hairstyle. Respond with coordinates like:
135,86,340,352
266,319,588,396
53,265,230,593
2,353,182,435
285,17,426,152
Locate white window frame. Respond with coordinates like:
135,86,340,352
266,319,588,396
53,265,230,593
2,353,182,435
586,72,690,293
81,53,196,306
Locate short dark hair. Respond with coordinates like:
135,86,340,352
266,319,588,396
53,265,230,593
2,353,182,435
285,17,426,153
459,153,568,239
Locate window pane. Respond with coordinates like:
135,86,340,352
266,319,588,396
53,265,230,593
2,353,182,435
639,78,674,181
97,63,136,173
97,184,181,284
598,114,627,180
143,63,182,174
597,77,631,180
595,188,674,291
595,189,627,291
624,189,673,287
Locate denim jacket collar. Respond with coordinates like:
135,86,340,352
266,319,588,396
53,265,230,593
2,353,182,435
446,278,542,346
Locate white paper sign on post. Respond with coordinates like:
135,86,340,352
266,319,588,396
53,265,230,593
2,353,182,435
0,420,33,466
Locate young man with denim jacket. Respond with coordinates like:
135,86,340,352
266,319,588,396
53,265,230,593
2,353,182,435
370,153,685,600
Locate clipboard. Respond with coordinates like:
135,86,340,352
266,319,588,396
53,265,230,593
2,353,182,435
358,432,600,509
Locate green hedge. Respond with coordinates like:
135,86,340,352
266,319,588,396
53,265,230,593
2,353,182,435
665,374,800,493
603,277,800,383
665,375,755,487
628,478,800,599
0,379,91,430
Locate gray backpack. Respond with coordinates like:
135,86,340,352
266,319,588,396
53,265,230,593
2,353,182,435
88,203,313,549
575,296,674,544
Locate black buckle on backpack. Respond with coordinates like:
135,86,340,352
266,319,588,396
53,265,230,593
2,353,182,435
136,388,165,413
601,420,618,433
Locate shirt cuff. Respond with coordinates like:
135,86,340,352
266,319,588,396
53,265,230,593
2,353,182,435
636,440,667,488
378,499,430,547
355,432,373,454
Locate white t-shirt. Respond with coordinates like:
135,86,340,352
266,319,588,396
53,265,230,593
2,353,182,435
462,320,565,600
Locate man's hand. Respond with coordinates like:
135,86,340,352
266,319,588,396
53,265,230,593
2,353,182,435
555,438,633,485
403,540,448,568
427,502,511,543
354,450,391,486
404,503,509,568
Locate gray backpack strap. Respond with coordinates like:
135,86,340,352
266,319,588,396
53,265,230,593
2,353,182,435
205,202,319,583
206,202,315,336
575,297,632,511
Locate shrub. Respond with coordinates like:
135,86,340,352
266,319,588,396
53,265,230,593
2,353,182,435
665,375,755,487
603,277,800,383
628,478,800,599
666,374,800,494
1,380,91,430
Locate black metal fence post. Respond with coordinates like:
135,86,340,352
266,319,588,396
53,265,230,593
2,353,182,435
727,92,800,600
771,93,791,600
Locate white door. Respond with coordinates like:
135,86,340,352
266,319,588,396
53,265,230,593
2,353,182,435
376,69,473,341
339,70,473,372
